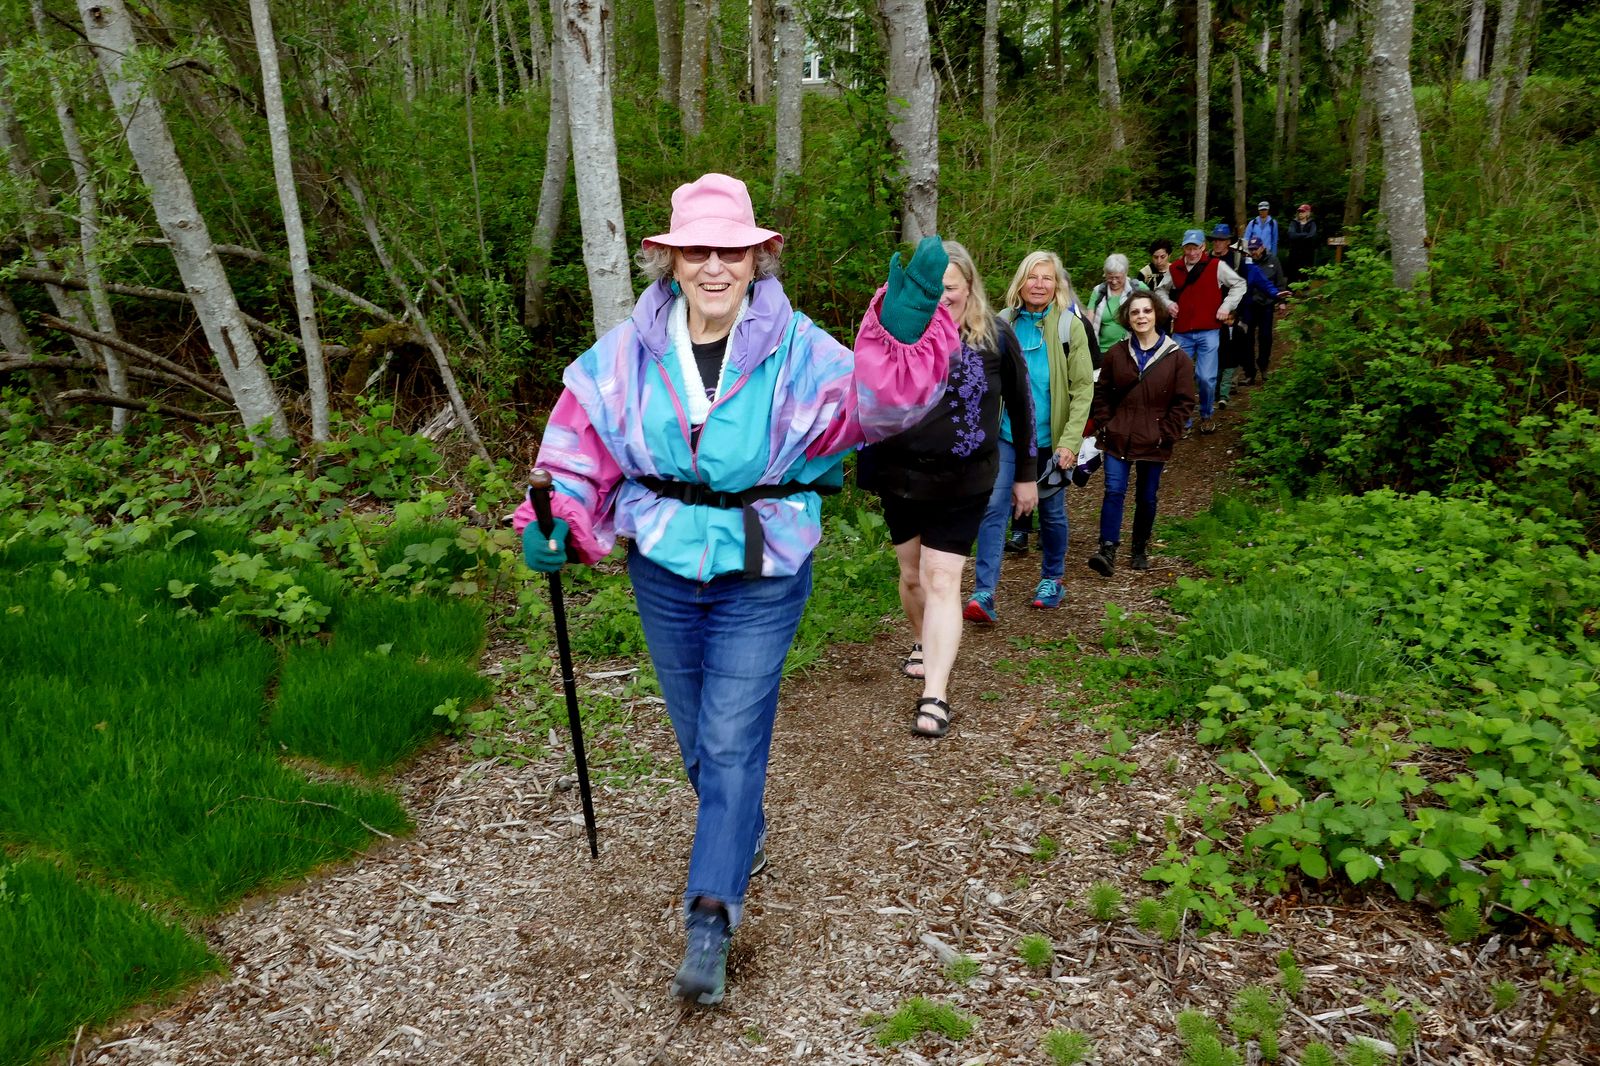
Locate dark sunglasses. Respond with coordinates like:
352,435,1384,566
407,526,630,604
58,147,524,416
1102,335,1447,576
679,246,751,264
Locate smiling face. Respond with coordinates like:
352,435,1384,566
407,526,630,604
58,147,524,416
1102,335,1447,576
1182,243,1205,266
1209,237,1232,257
1022,263,1057,312
674,246,758,341
1125,294,1159,340
940,263,969,325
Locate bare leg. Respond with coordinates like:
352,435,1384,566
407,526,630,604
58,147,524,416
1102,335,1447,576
917,546,967,705
894,538,926,678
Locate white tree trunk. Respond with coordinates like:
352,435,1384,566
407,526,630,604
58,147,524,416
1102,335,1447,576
490,0,507,103
0,285,59,418
1463,0,1486,80
1486,0,1519,146
526,0,548,85
1232,52,1246,233
774,0,803,193
560,0,636,332
751,0,773,105
656,0,681,104
29,0,129,428
525,0,569,329
80,0,287,437
1194,0,1211,225
1273,0,1301,173
397,0,417,106
982,0,999,130
680,0,709,135
502,0,532,91
1344,58,1375,227
1505,0,1541,123
1095,0,1124,151
878,0,939,243
1369,0,1428,289
249,0,330,441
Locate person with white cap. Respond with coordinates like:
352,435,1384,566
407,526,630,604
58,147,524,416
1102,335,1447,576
513,173,958,1007
1244,200,1279,257
1155,229,1246,434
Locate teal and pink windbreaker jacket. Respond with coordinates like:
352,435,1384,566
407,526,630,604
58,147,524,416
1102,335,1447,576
513,275,956,582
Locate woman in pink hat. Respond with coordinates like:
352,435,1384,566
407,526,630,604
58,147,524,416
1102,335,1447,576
513,173,957,1006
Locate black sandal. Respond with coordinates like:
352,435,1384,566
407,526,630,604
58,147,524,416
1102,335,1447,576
900,642,925,679
911,696,950,738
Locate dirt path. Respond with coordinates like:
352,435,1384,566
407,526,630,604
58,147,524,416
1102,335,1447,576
81,388,1593,1065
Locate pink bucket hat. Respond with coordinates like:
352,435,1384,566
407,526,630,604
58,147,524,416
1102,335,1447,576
641,173,783,250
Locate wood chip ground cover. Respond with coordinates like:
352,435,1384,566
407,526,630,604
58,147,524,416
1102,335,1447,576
72,397,1597,1065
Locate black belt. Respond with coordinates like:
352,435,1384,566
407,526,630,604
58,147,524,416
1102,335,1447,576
635,475,839,577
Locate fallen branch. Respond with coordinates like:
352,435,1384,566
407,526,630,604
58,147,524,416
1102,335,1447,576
53,389,222,423
40,314,234,404
212,243,399,323
401,246,488,351
0,353,224,395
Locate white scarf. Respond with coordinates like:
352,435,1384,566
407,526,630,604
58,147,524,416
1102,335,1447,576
669,293,750,426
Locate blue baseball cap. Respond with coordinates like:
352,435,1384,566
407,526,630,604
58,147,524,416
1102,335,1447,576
1181,229,1206,247
1208,223,1234,239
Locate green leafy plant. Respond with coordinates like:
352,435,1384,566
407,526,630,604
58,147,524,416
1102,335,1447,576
1299,1044,1339,1066
1042,1028,1094,1065
1277,949,1306,1000
1228,985,1284,1062
1017,934,1054,969
1034,835,1060,862
1135,897,1163,932
1490,979,1519,1012
944,955,981,985
1085,881,1124,921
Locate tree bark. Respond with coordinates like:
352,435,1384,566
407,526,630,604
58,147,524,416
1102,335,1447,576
878,0,939,242
526,0,549,85
1369,0,1428,288
656,0,681,104
1232,51,1246,234
0,286,59,418
981,0,999,130
1463,0,1486,81
503,0,532,91
680,0,709,135
1486,0,1519,147
750,0,774,105
1050,0,1062,83
79,0,288,437
28,0,130,428
773,0,803,195
525,0,569,330
1343,65,1374,227
1095,0,1124,150
249,0,330,441
560,0,637,332
342,173,491,461
1273,0,1301,174
490,0,508,103
397,0,416,105
1505,0,1541,125
1194,0,1211,225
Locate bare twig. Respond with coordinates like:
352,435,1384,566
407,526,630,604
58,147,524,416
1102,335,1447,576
53,389,222,423
209,795,398,840
39,314,234,403
212,243,399,323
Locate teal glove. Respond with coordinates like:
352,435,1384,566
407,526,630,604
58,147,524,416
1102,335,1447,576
522,517,570,573
879,235,949,344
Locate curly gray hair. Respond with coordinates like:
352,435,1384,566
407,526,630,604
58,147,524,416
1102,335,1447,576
636,239,784,283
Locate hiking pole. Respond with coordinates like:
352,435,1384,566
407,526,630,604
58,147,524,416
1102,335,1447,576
528,469,599,858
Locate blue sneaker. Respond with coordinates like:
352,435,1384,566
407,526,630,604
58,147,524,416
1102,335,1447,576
963,591,997,624
671,906,731,1005
1030,578,1064,609
751,828,767,876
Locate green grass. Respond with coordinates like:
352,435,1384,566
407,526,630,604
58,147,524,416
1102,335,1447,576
0,857,220,1066
0,533,490,1062
1043,1028,1094,1065
870,997,975,1046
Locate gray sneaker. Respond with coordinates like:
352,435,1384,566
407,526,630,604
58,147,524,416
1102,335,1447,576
670,906,731,1005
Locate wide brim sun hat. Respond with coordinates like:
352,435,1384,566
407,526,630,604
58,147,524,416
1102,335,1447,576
642,173,783,251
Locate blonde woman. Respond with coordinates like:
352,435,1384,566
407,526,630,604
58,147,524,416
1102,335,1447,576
965,251,1094,622
858,241,1035,737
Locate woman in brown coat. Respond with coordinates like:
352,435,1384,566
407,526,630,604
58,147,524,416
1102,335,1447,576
1085,290,1197,574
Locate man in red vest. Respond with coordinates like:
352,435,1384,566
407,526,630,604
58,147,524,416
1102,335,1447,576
1156,228,1247,434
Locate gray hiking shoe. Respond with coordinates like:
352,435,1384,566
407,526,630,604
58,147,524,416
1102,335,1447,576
670,906,731,1006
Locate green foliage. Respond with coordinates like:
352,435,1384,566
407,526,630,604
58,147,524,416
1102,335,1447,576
1489,979,1519,1012
1228,985,1285,1062
870,997,974,1046
1346,1040,1392,1066
1299,1044,1340,1066
1440,900,1485,944
1134,897,1163,932
1017,934,1054,969
1177,1010,1241,1066
944,954,981,985
0,858,220,1066
1033,835,1060,863
1085,881,1124,921
1277,949,1306,1000
1042,1028,1094,1066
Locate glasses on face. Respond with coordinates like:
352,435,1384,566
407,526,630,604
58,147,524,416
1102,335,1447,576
1128,306,1154,316
679,246,751,264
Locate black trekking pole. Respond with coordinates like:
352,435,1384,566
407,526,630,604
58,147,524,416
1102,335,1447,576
528,469,599,858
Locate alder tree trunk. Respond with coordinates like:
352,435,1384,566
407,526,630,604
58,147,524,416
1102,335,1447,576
1095,0,1124,150
1505,0,1541,125
1232,52,1246,233
490,0,507,103
28,0,129,427
1369,0,1429,288
1343,61,1374,227
526,0,548,84
878,0,939,242
502,0,532,91
680,0,709,135
1050,0,1062,82
249,0,329,441
774,0,803,194
1463,0,1486,81
656,0,681,104
398,0,417,104
1285,3,1303,165
1486,0,1519,147
525,0,569,329
750,0,773,105
560,0,636,331
1194,0,1211,224
0,285,58,418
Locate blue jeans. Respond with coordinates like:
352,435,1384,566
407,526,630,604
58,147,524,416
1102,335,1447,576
1098,454,1164,546
974,444,1066,597
628,547,812,929
1175,329,1220,420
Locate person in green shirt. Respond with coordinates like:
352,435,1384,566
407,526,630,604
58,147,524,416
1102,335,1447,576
1088,253,1149,353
